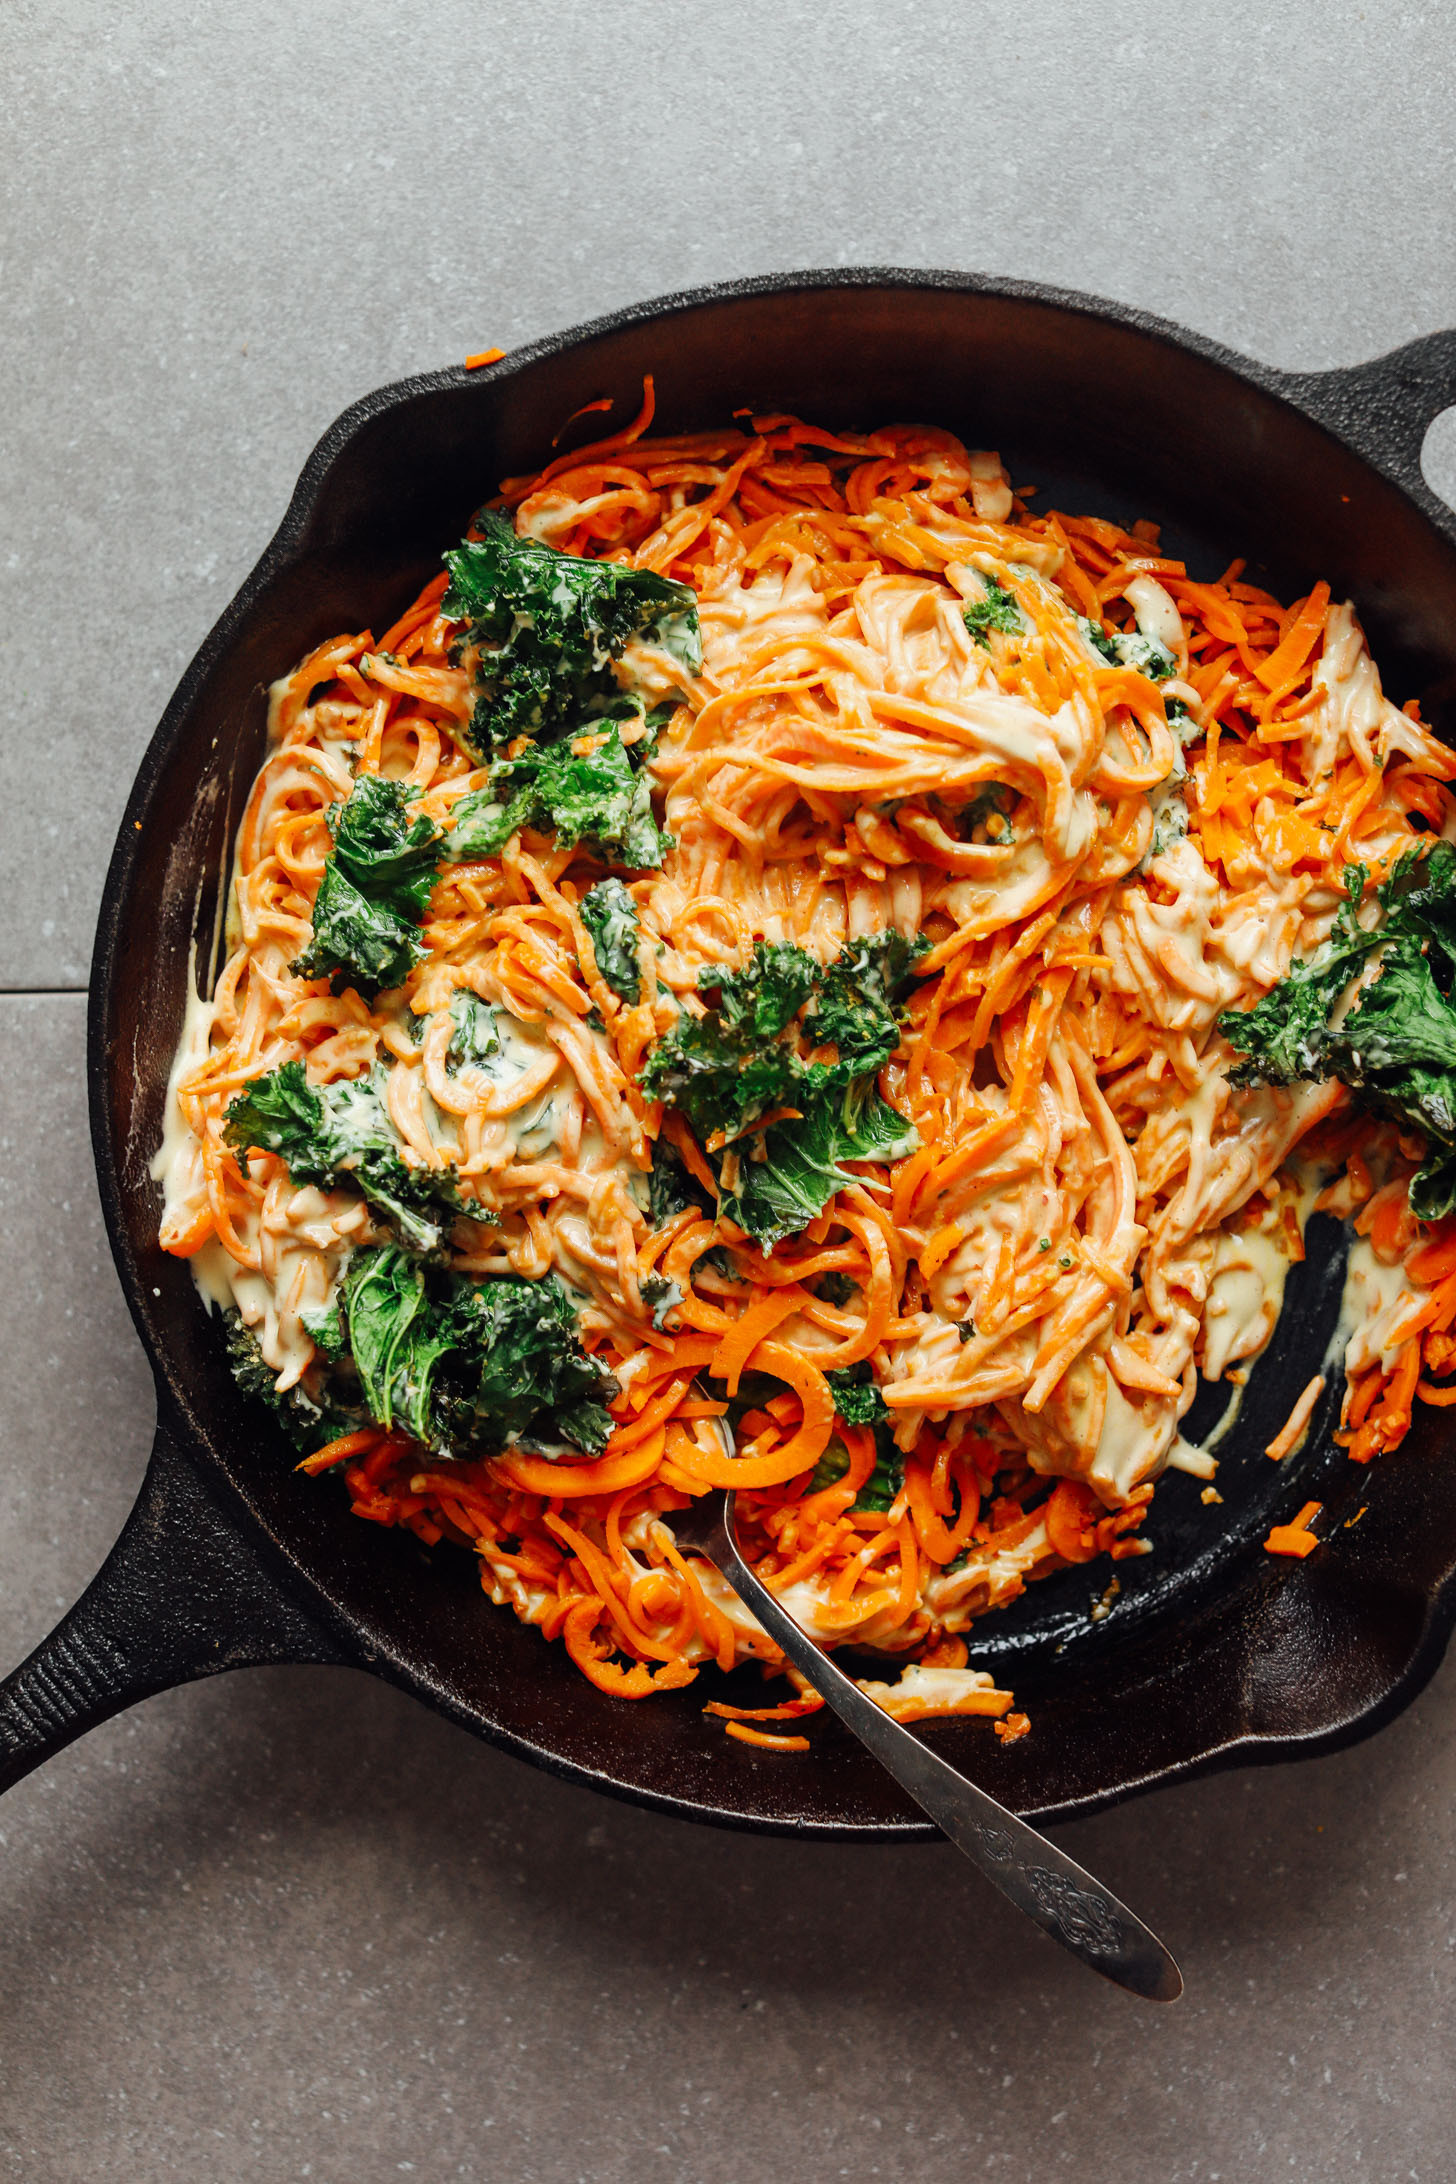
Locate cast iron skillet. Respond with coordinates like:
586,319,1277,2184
4,270,1456,1838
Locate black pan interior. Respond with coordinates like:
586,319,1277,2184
93,275,1456,1833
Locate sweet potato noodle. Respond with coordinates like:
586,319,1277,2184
155,380,1456,1746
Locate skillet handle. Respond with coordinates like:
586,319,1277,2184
0,1410,349,1797
1278,329,1456,519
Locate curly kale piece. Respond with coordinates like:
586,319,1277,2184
963,574,1025,647
806,1423,905,1510
442,510,700,759
646,1138,714,1224
638,1273,683,1331
639,931,924,1247
442,719,670,871
578,878,644,1004
1221,864,1375,1087
640,941,832,1144
1076,615,1175,682
307,1246,619,1459
446,991,499,1070
223,1061,470,1254
446,1269,618,1454
222,1311,367,1454
340,1247,457,1441
824,1362,890,1428
721,1078,917,1249
804,931,930,1079
1221,845,1456,1220
292,775,442,998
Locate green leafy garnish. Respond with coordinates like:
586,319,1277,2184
342,1246,457,1442
639,931,924,1246
639,1273,682,1330
856,1436,908,1512
223,1061,471,1253
1076,614,1174,681
442,510,701,759
803,931,928,1074
806,1426,905,1511
963,575,1025,646
440,1265,618,1454
647,1139,715,1224
442,720,670,870
308,1246,618,1458
292,775,441,998
223,1311,367,1453
825,1362,890,1427
723,1081,918,1249
579,876,644,1003
447,991,499,1069
1222,864,1374,1084
1221,844,1456,1218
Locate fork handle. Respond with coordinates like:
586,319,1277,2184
714,1498,1182,2002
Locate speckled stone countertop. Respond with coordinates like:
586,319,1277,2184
4,4,1456,2177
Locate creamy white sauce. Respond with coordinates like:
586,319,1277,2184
1165,1435,1219,1480
856,1662,1004,1712
1200,1226,1293,1382
1333,1234,1419,1377
1088,1378,1180,1500
151,950,215,1211
1124,574,1185,657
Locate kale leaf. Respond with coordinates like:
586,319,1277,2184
721,1077,917,1248
639,931,923,1246
639,1273,682,1330
804,931,929,1077
342,1246,457,1441
647,1138,715,1224
442,719,670,870
223,1310,368,1454
447,990,499,1069
439,1264,618,1455
855,1434,908,1512
825,1361,890,1427
806,1424,905,1510
639,941,817,1144
963,574,1025,646
1222,865,1375,1086
224,1060,470,1254
442,510,700,759
292,775,441,998
1076,615,1175,681
307,1245,619,1458
578,876,644,1003
1221,844,1456,1220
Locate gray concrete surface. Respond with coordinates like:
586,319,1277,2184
3,2,1456,2177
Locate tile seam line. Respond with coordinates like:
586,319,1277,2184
0,987,89,997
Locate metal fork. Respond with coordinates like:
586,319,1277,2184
663,1489,1182,2002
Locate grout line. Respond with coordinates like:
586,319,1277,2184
0,987,89,998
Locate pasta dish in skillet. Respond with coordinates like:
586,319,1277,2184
155,384,1456,1749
